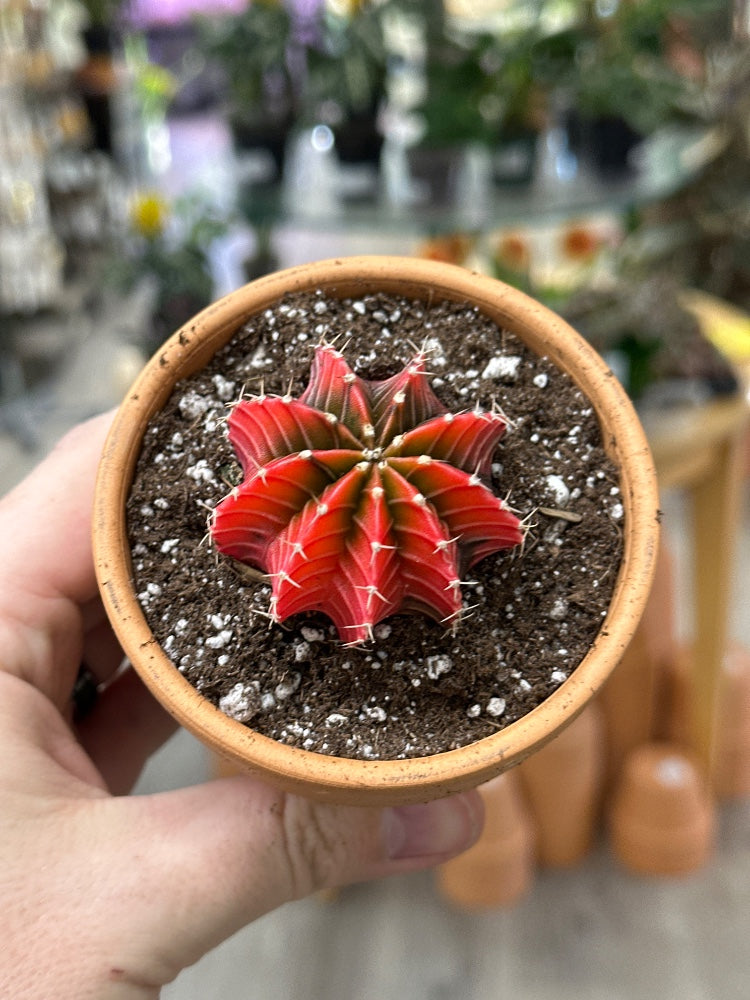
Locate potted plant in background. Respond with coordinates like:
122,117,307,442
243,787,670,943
535,0,725,178
104,190,228,353
487,24,547,188
93,256,658,806
560,272,739,404
301,0,389,169
197,0,389,187
76,0,124,153
405,6,504,204
636,39,750,314
196,0,294,182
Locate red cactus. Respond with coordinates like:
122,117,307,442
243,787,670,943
211,343,523,644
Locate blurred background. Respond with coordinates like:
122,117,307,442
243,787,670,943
1,2,749,997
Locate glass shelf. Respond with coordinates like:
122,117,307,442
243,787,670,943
233,124,711,236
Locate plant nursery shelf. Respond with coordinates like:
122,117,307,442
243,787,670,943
235,126,709,236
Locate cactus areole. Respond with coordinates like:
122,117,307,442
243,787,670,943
210,344,524,644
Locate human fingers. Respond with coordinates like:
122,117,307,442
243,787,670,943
74,666,178,794
71,781,484,992
0,411,114,704
79,615,126,683
0,411,113,605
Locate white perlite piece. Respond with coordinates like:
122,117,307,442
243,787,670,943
211,374,236,401
425,654,452,679
361,705,387,723
422,336,446,367
219,682,259,723
293,641,311,662
300,626,325,642
185,459,216,484
206,629,233,650
549,597,569,620
178,390,208,420
250,346,267,368
545,474,570,506
325,713,348,727
486,697,506,717
275,673,301,701
481,355,521,380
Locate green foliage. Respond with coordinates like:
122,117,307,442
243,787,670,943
418,30,505,146
407,11,547,148
196,1,388,131
107,193,228,349
536,0,729,135
302,4,388,125
196,1,294,120
638,46,750,313
78,0,122,28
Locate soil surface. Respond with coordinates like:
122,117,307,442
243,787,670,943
127,290,624,759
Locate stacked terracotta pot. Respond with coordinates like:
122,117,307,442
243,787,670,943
438,537,750,909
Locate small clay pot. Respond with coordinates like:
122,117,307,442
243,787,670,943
93,256,659,806
608,742,715,876
518,701,606,867
600,538,677,783
663,642,750,799
715,642,750,799
436,771,535,909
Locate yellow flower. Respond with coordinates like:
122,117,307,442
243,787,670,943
137,64,177,104
131,193,168,239
329,0,367,14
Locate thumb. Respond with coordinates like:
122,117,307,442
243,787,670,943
109,776,483,984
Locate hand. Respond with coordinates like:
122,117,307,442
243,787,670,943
0,413,483,999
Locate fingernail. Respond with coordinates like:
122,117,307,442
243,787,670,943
383,793,484,861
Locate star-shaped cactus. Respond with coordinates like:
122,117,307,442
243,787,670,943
210,343,523,644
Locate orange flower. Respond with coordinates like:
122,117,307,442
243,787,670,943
560,224,601,262
495,232,530,273
418,235,472,266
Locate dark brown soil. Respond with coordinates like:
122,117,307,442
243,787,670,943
127,290,624,760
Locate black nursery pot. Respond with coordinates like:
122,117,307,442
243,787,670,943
566,112,642,179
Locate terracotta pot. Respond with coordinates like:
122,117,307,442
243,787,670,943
436,771,535,909
518,700,606,867
715,642,750,799
600,538,677,784
608,742,715,876
662,641,750,799
93,256,659,806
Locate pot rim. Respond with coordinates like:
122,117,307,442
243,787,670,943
93,256,659,805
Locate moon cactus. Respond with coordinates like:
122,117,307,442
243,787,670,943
210,343,523,644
